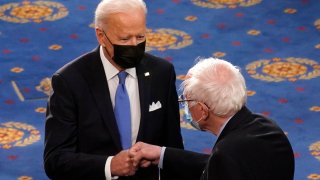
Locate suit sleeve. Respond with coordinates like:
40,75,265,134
163,147,209,180
44,74,107,180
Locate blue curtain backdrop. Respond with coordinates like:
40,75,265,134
0,0,320,179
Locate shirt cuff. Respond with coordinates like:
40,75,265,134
105,156,119,180
158,146,166,169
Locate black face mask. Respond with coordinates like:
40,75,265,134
102,31,146,69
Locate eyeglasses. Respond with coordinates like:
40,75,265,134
178,95,211,127
178,94,198,109
178,94,193,102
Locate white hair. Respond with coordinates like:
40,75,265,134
182,58,247,117
94,0,147,28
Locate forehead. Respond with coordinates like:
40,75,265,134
105,10,146,35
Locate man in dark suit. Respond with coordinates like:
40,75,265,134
43,0,183,179
129,58,295,180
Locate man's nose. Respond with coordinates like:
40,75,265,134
128,38,138,46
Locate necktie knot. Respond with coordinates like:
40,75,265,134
118,71,127,85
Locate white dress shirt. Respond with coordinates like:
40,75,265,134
99,46,141,180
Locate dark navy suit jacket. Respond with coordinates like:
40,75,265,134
163,106,294,180
44,47,184,180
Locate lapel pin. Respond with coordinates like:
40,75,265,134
144,72,150,76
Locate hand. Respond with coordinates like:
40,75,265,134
111,150,137,176
129,142,161,168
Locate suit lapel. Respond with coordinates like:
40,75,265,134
84,47,122,151
135,57,151,141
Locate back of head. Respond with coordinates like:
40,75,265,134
183,58,247,117
94,0,147,28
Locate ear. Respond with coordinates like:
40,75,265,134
95,28,105,46
199,102,209,120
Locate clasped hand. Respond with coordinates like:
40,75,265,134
111,142,161,177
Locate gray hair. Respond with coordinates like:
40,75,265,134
94,0,147,28
182,58,247,117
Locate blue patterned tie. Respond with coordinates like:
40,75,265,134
114,71,131,149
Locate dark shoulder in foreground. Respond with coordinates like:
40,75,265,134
54,48,99,75
217,112,291,152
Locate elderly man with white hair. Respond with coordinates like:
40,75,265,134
129,58,295,180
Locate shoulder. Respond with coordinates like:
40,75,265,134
55,47,100,76
215,114,290,154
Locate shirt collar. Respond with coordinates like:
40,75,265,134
99,46,137,80
216,115,233,138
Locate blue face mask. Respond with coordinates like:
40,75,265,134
184,104,204,131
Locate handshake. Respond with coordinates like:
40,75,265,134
111,142,162,177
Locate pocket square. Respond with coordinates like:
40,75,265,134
149,101,162,112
